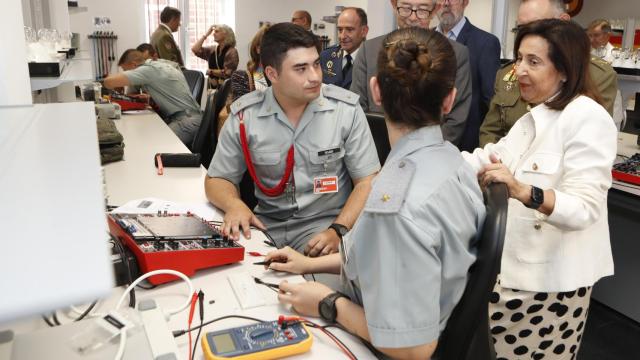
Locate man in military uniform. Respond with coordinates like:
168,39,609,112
150,6,184,67
479,0,618,147
205,23,380,257
320,7,369,89
104,50,201,145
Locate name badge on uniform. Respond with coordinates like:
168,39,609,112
317,147,340,158
313,176,338,194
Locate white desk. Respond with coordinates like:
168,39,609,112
1,111,374,359
103,112,208,205
613,131,640,196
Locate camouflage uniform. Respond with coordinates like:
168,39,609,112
479,57,617,147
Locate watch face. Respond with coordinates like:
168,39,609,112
531,186,544,208
319,298,335,321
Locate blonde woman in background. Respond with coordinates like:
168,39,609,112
192,24,239,89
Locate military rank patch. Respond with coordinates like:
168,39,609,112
364,159,415,214
503,64,518,91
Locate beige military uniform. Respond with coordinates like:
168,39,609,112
208,84,380,252
150,24,184,67
479,57,617,147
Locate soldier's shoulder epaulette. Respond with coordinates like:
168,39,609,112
230,90,265,115
321,44,341,56
322,84,359,105
364,158,416,214
589,56,614,72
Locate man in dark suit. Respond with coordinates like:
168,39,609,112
320,7,369,89
350,0,472,148
436,0,501,151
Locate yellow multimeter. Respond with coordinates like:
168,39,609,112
201,320,313,360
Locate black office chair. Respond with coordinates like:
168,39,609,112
191,91,216,165
192,79,234,168
364,112,391,165
183,69,205,105
436,182,508,360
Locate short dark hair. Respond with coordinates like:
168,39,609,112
294,10,312,25
118,49,144,66
160,6,181,24
260,22,320,72
342,7,368,26
514,19,601,110
136,43,157,56
376,27,456,128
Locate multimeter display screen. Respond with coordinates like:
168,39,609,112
212,333,236,353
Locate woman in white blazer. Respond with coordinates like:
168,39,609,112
463,19,617,359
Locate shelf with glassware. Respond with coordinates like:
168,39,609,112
29,53,93,91
25,27,93,92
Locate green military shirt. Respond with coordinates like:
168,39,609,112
150,24,184,67
479,57,617,147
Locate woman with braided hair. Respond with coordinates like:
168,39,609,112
262,27,485,359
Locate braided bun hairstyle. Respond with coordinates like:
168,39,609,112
376,27,456,128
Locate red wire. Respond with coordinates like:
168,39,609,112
283,316,357,360
187,292,199,360
239,111,295,197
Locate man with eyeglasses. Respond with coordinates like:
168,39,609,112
435,0,500,152
350,0,472,149
479,0,618,146
587,19,614,62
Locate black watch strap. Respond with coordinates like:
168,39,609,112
328,223,349,240
319,292,348,323
526,186,544,209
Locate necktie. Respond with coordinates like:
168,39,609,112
343,54,353,77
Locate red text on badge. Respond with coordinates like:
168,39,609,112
313,176,339,194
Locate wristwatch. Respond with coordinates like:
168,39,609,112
318,292,348,323
526,186,544,209
328,223,349,240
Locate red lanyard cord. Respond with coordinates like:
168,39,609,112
238,111,295,197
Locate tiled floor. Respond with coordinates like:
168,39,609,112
578,300,640,360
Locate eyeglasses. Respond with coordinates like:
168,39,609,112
396,6,434,20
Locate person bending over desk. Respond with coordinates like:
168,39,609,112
104,49,203,146
263,27,485,359
205,23,380,257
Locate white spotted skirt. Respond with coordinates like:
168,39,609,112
489,278,592,360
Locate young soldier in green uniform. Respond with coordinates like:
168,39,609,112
479,0,617,147
205,23,380,257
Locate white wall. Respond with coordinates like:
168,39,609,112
234,0,371,69
69,0,146,58
463,0,494,32
1,1,32,106
573,1,640,27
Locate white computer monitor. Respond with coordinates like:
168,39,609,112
0,102,114,324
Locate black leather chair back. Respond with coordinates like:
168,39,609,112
191,91,216,166
183,69,205,105
364,112,391,165
436,183,508,360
